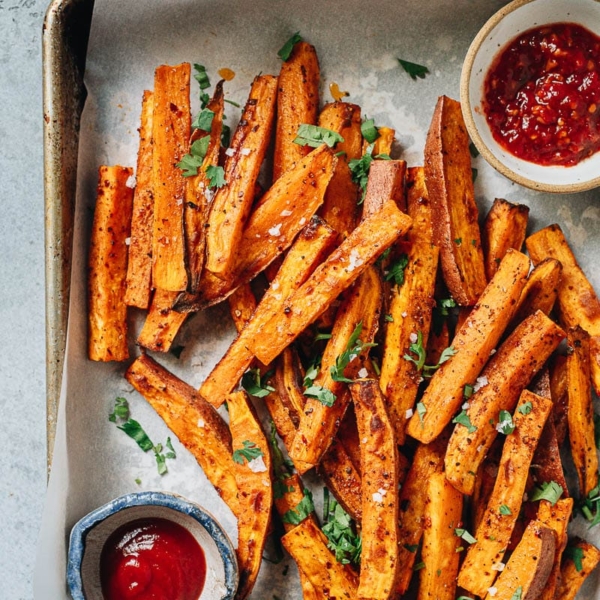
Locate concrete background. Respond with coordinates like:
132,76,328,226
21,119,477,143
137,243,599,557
1,0,48,598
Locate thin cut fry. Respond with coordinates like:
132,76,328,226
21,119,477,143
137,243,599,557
566,325,599,496
457,390,553,598
151,63,190,292
407,249,530,443
227,391,272,600
137,289,187,352
361,160,406,220
125,91,154,308
369,126,395,157
550,354,569,445
482,198,529,280
351,380,400,600
247,200,412,365
88,165,134,362
125,354,239,516
228,284,257,332
556,539,600,600
205,75,278,278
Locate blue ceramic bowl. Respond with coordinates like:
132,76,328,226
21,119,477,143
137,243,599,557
67,491,238,600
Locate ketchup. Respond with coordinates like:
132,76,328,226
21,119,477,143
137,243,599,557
100,518,206,600
483,23,600,166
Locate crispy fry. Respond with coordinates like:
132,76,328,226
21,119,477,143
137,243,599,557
88,165,134,362
319,101,363,160
184,82,225,293
424,95,486,305
274,41,320,180
368,126,395,157
483,519,555,600
176,145,337,312
407,249,530,444
567,326,599,496
526,223,600,395
537,498,574,600
361,160,406,220
125,91,154,309
418,472,463,600
557,539,600,600
200,217,337,407
289,267,382,472
550,354,569,445
228,284,257,332
444,310,565,495
351,380,400,599
125,354,238,516
457,391,553,598
205,75,278,279
151,63,190,292
472,438,503,531
227,391,272,600
396,430,449,595
482,198,530,281
281,519,359,599
137,289,187,352
248,201,412,365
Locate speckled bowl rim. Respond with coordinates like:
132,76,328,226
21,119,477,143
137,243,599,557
460,0,600,194
67,491,238,600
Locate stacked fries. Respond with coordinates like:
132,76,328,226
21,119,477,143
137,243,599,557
87,36,600,599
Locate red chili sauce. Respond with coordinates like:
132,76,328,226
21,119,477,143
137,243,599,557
483,23,600,166
100,518,206,600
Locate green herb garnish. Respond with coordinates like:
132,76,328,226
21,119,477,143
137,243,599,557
330,322,376,383
293,123,344,148
452,410,477,433
241,367,275,398
384,254,409,287
192,108,215,132
304,385,336,407
455,527,477,544
232,440,264,465
278,32,302,61
109,397,130,422
499,504,512,515
404,331,456,377
282,489,315,525
518,402,533,415
322,488,362,565
206,165,226,188
176,137,211,177
530,481,564,506
496,410,515,435
398,58,430,80
361,118,380,144
565,546,584,572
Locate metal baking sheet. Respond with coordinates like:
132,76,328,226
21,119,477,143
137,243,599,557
38,0,600,597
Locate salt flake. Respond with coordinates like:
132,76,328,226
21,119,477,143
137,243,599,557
126,174,136,189
409,332,418,344
280,209,293,217
372,492,384,503
405,409,414,419
197,419,206,428
358,368,368,378
268,223,282,237
247,456,267,473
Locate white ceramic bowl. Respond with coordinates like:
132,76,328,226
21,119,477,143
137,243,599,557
67,491,238,600
461,0,600,193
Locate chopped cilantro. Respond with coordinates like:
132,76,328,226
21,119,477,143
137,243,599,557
221,123,231,148
135,478,142,485
416,401,427,423
464,384,474,399
278,32,302,61
398,58,430,80
293,123,344,148
384,254,409,287
232,440,264,465
314,332,333,342
193,63,211,90
499,504,512,515
530,481,563,505
403,544,419,553
224,98,241,108
206,165,226,188
282,489,315,525
385,314,394,322
109,397,130,422
361,118,380,144
404,331,456,377
455,527,477,544
518,402,533,415
576,483,600,526
496,410,515,435
241,367,275,398
432,297,457,336
330,322,376,383
304,384,336,407
322,488,361,565
469,142,480,158
176,137,210,177
303,354,322,388
413,561,426,571
565,545,584,572
192,108,215,132
454,237,462,245
511,587,523,600
452,410,477,433
118,419,154,452
349,144,374,203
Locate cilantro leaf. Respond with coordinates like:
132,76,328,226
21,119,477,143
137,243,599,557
165,437,177,459
349,144,374,203
293,123,344,149
206,165,226,189
455,527,477,544
233,440,264,465
330,322,376,383
282,489,315,524
361,118,380,144
463,384,474,399
404,331,456,377
413,562,426,571
403,544,419,553
469,142,480,158
278,32,302,61
303,354,322,388
322,488,362,565
576,484,600,525
499,504,512,515
193,63,211,90
416,401,427,423
511,587,523,600
118,419,154,452
530,481,563,505
109,397,130,422
176,137,210,177
398,58,430,80
384,254,409,287
221,123,231,148
192,108,215,132
432,297,457,336
565,546,584,572
518,402,533,415
304,385,336,407
496,410,515,435
314,332,333,342
241,367,275,398
452,410,477,433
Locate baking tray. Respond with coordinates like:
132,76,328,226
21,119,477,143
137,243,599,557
39,0,600,597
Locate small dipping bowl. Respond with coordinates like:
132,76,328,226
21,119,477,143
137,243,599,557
67,491,238,600
461,0,600,193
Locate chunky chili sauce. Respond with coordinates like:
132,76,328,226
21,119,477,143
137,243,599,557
483,23,600,166
100,518,206,600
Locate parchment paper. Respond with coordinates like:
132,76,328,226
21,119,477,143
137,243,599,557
35,0,600,597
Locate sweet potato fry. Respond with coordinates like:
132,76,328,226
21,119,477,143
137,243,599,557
137,289,187,352
444,310,565,495
424,95,486,305
418,472,463,600
88,165,134,362
351,379,400,599
396,430,449,595
281,518,359,599
319,101,363,160
247,201,412,365
526,223,600,395
125,354,238,516
567,326,599,496
184,81,225,293
176,145,337,312
227,391,272,600
471,438,503,531
457,390,553,598
550,354,569,445
368,126,395,157
407,249,530,444
125,91,154,309
482,198,530,281
199,217,337,407
151,63,190,292
274,41,320,180
537,498,574,600
205,75,278,279
556,539,600,600
228,283,257,332
483,519,555,600
290,266,382,472
361,160,406,220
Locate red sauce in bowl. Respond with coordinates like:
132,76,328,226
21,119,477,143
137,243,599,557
483,23,600,166
100,518,206,600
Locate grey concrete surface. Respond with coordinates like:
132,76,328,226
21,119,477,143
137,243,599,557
0,0,48,598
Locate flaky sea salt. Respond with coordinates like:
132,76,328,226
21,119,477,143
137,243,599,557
241,148,251,156
358,368,368,378
126,174,136,189
247,456,267,473
405,409,414,419
409,332,418,344
197,419,205,428
491,562,505,572
462,402,470,410
225,147,236,157
487,587,497,597
268,223,282,237
473,376,488,392
372,492,384,503
347,249,364,272
299,217,307,225
280,209,293,217
125,237,131,246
